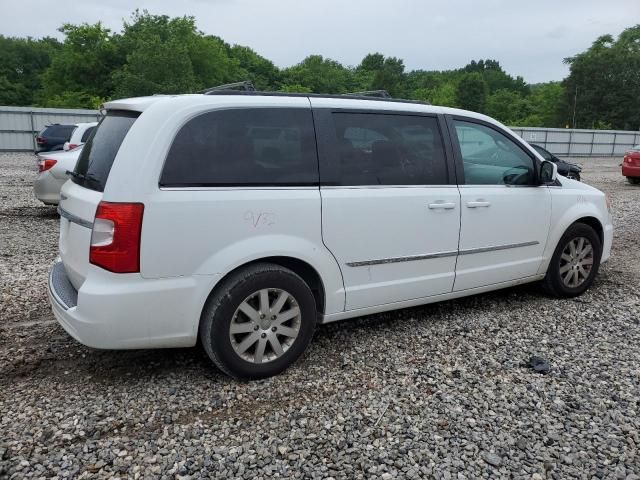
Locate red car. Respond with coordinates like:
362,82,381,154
622,145,640,184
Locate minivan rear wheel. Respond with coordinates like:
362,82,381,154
199,263,317,379
543,223,602,297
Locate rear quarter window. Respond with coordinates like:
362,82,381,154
80,126,96,143
72,111,139,192
160,108,318,187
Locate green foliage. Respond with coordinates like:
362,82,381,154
229,45,280,91
0,12,635,130
111,11,242,97
278,83,312,93
37,23,118,107
0,35,60,105
455,72,488,112
44,91,104,109
563,25,640,129
357,54,406,97
485,89,530,124
281,55,352,94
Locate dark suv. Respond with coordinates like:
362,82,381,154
530,144,582,181
35,124,76,153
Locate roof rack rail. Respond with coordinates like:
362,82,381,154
201,81,256,94
344,90,391,98
198,90,431,106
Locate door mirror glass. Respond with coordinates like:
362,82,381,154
539,160,558,184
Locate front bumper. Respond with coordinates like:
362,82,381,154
601,222,613,264
622,164,640,178
48,261,217,349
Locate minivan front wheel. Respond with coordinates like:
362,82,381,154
543,223,602,297
199,263,317,379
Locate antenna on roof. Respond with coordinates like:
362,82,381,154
344,90,392,99
200,81,256,94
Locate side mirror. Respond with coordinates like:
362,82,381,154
539,160,558,185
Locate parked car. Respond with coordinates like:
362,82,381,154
34,147,82,205
63,122,98,151
49,92,613,379
622,145,640,184
530,144,582,181
35,124,76,152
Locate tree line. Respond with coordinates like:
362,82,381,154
1,11,638,130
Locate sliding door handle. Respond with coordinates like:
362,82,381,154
466,201,491,208
428,202,457,210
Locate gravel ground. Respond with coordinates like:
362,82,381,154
1,152,639,479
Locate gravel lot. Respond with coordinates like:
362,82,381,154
1,152,639,479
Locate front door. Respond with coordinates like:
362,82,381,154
448,117,551,291
312,104,461,310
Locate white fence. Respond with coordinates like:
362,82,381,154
510,127,640,157
0,106,100,152
1,105,639,156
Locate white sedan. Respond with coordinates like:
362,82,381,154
34,147,81,205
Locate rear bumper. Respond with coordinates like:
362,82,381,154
34,171,64,205
48,261,218,349
622,164,640,178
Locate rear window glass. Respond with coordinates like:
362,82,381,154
80,126,96,143
43,125,75,138
160,108,318,187
330,113,448,185
73,111,139,192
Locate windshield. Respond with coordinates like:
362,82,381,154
72,111,139,192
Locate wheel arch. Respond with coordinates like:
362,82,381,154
573,216,604,246
538,207,606,276
201,256,327,320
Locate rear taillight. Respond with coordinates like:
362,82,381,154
38,158,57,173
90,202,144,273
36,136,45,144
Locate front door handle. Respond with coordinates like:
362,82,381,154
466,200,491,208
428,202,457,210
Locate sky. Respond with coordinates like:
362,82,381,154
0,0,638,84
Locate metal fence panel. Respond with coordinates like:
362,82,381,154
1,106,639,155
0,106,100,151
510,126,639,157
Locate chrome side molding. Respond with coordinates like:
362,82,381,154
346,241,540,267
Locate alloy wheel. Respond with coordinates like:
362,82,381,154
229,288,301,364
559,236,594,288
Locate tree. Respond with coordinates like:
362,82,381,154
455,72,488,112
229,45,280,90
356,53,406,96
522,82,564,127
0,9,633,130
281,55,352,93
37,23,118,107
112,11,242,97
563,25,640,129
0,35,60,105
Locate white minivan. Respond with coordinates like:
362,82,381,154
49,91,613,378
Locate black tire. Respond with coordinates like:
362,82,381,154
199,263,317,379
627,177,640,185
543,223,602,298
